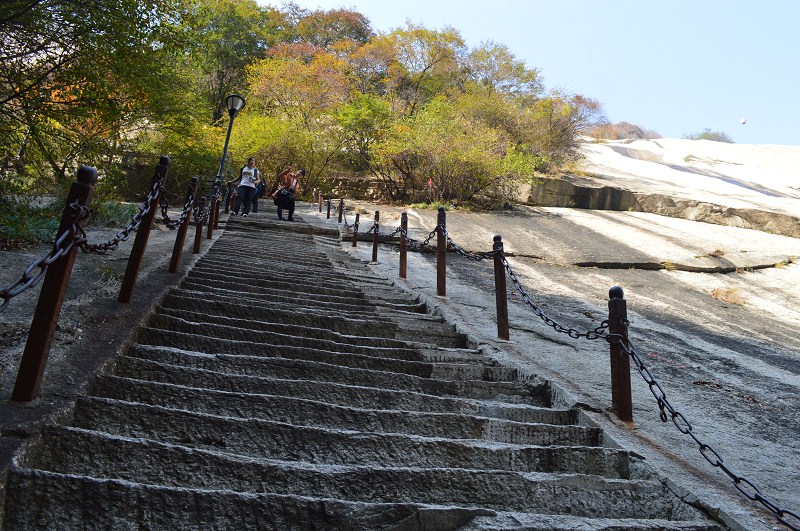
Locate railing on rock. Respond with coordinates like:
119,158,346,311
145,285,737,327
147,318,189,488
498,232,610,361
323,197,799,531
0,157,226,402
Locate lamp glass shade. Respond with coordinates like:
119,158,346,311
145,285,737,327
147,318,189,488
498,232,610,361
226,94,246,112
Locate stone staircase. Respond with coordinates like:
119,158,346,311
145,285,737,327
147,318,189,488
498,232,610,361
1,214,724,529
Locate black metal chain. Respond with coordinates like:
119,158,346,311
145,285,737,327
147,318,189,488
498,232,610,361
498,251,610,339
439,226,497,261
605,334,799,530
193,197,210,225
0,202,88,313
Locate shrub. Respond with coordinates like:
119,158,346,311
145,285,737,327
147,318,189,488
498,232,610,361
683,128,734,143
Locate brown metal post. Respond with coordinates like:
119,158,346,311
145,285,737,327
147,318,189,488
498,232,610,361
12,166,98,402
169,177,198,274
338,198,344,223
493,235,510,340
193,197,206,254
399,212,408,279
118,156,169,304
326,197,331,219
351,213,360,247
609,286,633,422
318,193,322,213
371,211,380,263
436,206,446,297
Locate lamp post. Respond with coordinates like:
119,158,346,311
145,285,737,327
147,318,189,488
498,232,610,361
213,94,246,191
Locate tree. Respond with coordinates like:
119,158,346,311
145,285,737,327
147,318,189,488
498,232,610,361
295,8,373,48
466,41,542,101
336,94,391,170
0,0,189,184
381,23,466,116
525,92,607,170
371,96,533,204
184,0,287,123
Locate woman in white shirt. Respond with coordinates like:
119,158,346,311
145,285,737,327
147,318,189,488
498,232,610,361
231,157,260,217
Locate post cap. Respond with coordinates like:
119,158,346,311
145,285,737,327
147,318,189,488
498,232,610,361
76,166,98,185
493,234,502,242
159,155,171,166
438,206,446,212
609,286,625,299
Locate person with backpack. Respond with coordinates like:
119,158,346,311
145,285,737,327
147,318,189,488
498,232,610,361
272,167,303,221
231,157,260,217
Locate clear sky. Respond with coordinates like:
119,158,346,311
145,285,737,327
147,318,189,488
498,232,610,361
262,0,800,146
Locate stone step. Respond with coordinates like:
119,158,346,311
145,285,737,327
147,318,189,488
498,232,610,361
66,401,611,470
123,344,519,387
160,290,396,337
93,375,577,436
155,306,432,349
24,427,692,520
3,469,719,530
143,314,495,379
108,358,550,411
184,272,375,302
182,274,375,305
165,284,428,320
160,288,469,347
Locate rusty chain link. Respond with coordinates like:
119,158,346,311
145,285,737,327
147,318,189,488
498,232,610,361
159,188,195,230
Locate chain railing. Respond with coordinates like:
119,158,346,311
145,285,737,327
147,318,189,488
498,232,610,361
3,157,220,402
323,200,798,531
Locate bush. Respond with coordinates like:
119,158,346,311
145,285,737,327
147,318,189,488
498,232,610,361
683,128,734,143
88,200,138,228
0,199,60,245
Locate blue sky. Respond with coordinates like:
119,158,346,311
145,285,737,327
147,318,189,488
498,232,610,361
262,0,800,146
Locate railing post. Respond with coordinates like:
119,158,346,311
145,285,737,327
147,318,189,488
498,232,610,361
609,286,633,422
318,192,323,213
169,177,198,274
351,212,360,248
213,194,221,230
399,212,408,279
326,197,331,219
493,235,510,340
436,206,446,297
338,198,344,223
206,190,216,239
193,197,206,254
371,211,380,263
224,183,233,213
12,166,98,402
118,156,169,304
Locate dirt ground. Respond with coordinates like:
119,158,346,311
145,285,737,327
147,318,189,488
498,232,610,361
0,212,216,470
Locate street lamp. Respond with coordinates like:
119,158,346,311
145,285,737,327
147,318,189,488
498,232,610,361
213,94,246,190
